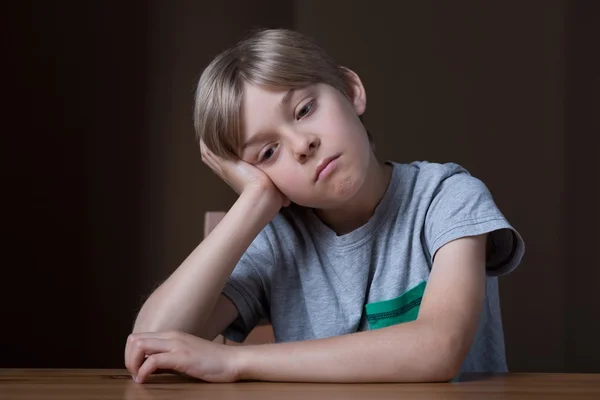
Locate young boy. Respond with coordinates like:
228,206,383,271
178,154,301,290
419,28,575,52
125,29,524,384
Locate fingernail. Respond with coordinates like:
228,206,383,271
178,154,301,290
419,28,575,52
132,374,137,382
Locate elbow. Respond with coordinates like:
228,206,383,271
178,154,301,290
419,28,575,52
428,358,462,382
430,336,467,382
416,331,466,382
417,353,462,383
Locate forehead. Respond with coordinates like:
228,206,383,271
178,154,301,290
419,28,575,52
240,83,299,139
243,82,289,102
242,83,288,113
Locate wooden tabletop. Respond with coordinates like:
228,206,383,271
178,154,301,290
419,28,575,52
2,369,600,399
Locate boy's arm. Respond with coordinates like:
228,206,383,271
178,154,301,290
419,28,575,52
129,139,286,343
237,234,487,382
126,187,279,378
131,188,277,338
125,139,290,380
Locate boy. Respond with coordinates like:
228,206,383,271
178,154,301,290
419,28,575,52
125,29,524,384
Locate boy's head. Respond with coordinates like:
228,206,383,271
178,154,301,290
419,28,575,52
194,29,375,208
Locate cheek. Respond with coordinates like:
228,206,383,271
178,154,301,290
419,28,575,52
327,109,368,147
264,168,299,194
272,176,307,200
266,169,315,205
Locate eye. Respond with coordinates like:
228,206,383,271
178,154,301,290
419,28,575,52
296,100,314,120
259,144,278,162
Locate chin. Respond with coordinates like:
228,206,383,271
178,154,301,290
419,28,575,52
285,163,368,208
311,173,367,209
333,171,364,200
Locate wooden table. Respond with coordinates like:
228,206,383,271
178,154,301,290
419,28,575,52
2,369,600,399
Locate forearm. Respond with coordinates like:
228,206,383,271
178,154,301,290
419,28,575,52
237,319,463,383
133,189,278,334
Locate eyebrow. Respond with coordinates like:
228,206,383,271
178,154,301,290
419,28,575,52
279,88,295,108
241,88,296,152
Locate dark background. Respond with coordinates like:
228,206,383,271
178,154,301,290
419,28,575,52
2,1,598,372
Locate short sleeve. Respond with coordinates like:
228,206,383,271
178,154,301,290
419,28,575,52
221,228,274,342
423,166,525,276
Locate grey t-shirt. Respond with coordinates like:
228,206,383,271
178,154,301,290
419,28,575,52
222,161,525,373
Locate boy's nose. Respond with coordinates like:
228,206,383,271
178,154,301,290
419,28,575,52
293,135,320,162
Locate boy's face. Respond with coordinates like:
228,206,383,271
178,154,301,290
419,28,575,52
239,72,372,209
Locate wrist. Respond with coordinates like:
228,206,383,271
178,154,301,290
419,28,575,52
240,187,282,219
230,345,256,381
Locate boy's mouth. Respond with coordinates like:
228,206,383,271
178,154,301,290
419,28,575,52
315,154,341,182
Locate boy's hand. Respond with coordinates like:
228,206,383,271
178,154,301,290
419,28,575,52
200,140,290,208
125,331,241,383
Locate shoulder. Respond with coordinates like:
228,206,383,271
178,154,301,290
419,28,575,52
390,161,483,202
394,160,470,182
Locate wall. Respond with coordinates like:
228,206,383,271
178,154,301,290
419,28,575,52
3,1,151,368
564,1,600,373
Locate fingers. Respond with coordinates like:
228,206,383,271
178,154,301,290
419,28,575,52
199,140,212,166
200,139,217,164
126,332,185,379
200,141,226,177
135,338,175,378
136,353,179,384
136,338,174,355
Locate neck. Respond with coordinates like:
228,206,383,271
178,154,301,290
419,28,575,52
314,154,393,236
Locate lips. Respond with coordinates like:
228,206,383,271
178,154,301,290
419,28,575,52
314,154,340,181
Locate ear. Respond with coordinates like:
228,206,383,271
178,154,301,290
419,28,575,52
340,67,367,116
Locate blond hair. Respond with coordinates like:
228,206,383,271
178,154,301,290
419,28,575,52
193,29,357,159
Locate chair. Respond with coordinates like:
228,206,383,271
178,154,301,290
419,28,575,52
204,212,275,345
